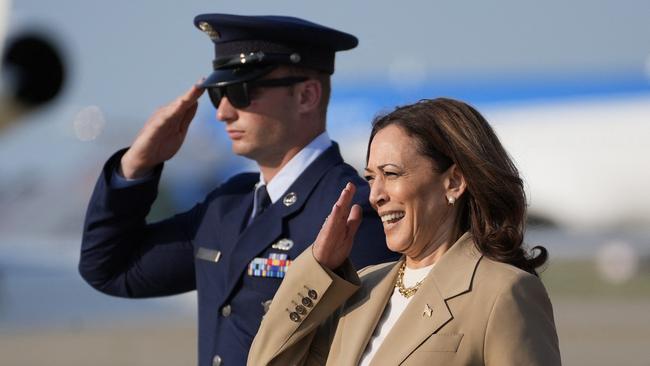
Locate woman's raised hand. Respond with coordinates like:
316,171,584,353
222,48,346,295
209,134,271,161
312,182,363,270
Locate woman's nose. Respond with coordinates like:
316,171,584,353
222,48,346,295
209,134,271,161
369,179,388,208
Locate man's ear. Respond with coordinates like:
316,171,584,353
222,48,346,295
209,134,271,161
444,164,467,201
296,79,322,114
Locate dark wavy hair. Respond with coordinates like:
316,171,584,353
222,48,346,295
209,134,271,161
367,98,547,275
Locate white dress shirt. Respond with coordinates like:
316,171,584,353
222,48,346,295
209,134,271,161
257,131,332,203
247,132,331,224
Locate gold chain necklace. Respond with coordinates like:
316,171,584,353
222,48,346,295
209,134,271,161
395,262,423,298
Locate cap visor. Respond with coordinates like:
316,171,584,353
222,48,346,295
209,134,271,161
199,66,275,88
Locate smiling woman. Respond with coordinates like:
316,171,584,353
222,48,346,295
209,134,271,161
248,98,561,366
366,98,548,274
365,124,457,267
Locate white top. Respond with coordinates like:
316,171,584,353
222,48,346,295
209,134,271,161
358,263,435,366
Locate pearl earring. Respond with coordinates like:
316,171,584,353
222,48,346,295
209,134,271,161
447,196,456,206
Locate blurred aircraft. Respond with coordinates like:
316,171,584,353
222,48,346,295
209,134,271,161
1,0,66,132
1,0,649,329
329,80,650,230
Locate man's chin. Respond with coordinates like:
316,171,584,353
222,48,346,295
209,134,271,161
231,143,257,159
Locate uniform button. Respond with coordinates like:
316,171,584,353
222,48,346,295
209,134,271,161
301,297,313,307
295,304,307,315
221,304,232,317
212,354,222,366
289,311,301,322
308,289,318,300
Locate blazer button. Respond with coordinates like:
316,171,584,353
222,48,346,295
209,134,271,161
295,304,307,315
301,297,313,307
289,311,301,322
308,289,318,300
212,355,222,366
221,304,232,317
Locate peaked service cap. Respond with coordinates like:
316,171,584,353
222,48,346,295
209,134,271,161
194,13,358,87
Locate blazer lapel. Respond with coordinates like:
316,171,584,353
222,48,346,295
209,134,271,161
333,260,401,365
370,233,482,365
368,271,451,366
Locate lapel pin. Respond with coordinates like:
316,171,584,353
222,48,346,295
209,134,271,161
283,192,298,206
423,304,433,318
271,238,294,251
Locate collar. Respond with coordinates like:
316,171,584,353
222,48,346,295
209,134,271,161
428,232,482,299
363,233,482,365
257,131,332,203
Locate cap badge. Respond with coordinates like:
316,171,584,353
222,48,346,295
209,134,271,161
283,192,298,207
198,22,220,40
271,238,294,251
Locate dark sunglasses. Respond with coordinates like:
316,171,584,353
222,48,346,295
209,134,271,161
206,76,308,109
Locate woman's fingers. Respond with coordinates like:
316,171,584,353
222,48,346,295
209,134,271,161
332,182,356,221
318,182,357,240
346,204,363,240
312,183,362,269
329,183,360,243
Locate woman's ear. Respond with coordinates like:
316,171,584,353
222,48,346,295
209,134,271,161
296,79,322,114
444,164,467,201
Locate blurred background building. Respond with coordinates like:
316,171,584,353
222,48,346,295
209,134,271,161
1,0,649,365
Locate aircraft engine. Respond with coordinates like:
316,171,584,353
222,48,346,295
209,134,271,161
1,31,66,131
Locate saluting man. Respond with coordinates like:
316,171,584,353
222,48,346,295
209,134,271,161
78,13,397,366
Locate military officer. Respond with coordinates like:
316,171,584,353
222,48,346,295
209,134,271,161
78,13,397,366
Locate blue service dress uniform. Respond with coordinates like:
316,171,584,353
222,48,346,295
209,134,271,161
79,143,396,366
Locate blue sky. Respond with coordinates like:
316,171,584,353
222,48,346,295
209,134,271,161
8,0,650,116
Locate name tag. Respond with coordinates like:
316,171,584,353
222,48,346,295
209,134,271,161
196,247,222,262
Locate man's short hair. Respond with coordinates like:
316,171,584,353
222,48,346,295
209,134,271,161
284,66,331,120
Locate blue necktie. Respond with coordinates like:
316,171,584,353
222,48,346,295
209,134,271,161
253,184,272,218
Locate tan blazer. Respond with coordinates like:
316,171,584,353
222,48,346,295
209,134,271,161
248,233,561,365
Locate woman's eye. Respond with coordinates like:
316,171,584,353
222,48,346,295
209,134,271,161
384,171,398,177
364,175,374,182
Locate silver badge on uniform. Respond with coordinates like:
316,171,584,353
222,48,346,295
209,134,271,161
271,238,294,251
283,192,298,206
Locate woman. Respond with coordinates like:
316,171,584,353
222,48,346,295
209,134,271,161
248,98,561,365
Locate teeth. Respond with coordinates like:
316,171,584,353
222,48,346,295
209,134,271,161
381,212,405,223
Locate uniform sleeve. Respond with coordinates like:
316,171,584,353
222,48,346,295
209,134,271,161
484,272,562,365
78,149,200,298
110,165,153,188
247,247,360,366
